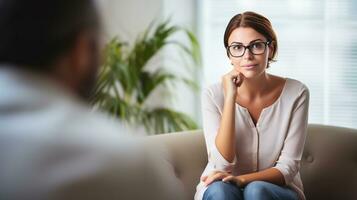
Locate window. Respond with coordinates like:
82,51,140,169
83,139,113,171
198,0,357,129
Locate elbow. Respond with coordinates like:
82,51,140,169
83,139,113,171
208,144,236,172
273,159,300,185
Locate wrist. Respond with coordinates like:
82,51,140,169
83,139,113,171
224,90,237,100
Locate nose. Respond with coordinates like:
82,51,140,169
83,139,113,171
243,47,254,60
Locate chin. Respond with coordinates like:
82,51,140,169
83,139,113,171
241,71,258,79
240,66,266,78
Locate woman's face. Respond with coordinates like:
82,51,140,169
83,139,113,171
227,27,273,79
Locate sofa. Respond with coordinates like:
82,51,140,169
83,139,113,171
150,124,357,200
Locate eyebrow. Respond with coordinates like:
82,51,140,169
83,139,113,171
230,39,264,46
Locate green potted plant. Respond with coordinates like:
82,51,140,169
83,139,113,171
91,20,201,135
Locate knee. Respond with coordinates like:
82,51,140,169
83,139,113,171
244,181,271,199
203,181,241,200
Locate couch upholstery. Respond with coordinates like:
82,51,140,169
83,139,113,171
150,124,357,200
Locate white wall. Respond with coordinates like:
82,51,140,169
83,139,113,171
97,0,164,41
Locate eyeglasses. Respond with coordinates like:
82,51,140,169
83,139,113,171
227,41,271,57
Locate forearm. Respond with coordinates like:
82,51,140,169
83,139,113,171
215,94,236,162
239,167,285,187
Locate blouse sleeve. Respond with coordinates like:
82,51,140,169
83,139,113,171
273,85,310,185
201,87,236,172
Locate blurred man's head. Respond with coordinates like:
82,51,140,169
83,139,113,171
0,0,101,99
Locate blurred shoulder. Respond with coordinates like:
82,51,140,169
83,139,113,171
286,78,309,95
284,78,310,102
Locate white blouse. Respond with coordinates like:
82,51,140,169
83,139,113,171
194,78,309,200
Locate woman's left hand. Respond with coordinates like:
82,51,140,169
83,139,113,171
201,171,231,186
222,175,246,187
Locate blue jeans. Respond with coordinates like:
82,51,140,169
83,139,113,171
203,181,298,200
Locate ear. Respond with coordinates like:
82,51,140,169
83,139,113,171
69,32,93,77
53,31,97,94
268,42,275,60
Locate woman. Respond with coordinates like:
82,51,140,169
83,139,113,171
195,11,309,200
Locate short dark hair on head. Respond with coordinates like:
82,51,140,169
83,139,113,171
0,0,100,71
223,11,278,67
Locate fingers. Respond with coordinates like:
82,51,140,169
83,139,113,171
201,176,207,181
204,172,229,186
233,77,240,86
223,175,241,187
236,73,244,87
222,175,235,183
222,69,243,97
224,70,240,87
231,71,245,87
223,71,239,83
201,170,219,182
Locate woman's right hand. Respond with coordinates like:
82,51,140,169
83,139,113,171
222,69,244,99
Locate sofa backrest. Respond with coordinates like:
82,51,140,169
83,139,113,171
300,124,357,200
150,124,357,200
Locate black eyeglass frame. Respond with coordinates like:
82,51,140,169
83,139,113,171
227,41,272,57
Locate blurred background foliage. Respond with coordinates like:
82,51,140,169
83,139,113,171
91,20,201,134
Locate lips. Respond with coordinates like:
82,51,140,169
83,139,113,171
241,64,258,69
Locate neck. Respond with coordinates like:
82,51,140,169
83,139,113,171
237,72,271,99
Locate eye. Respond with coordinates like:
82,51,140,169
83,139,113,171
231,45,244,51
251,42,265,50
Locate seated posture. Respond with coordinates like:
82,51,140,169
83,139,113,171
0,0,183,199
195,11,309,200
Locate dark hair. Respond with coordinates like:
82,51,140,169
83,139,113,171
0,0,100,71
223,11,278,67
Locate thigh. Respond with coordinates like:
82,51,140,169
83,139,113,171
244,181,298,200
203,181,243,200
